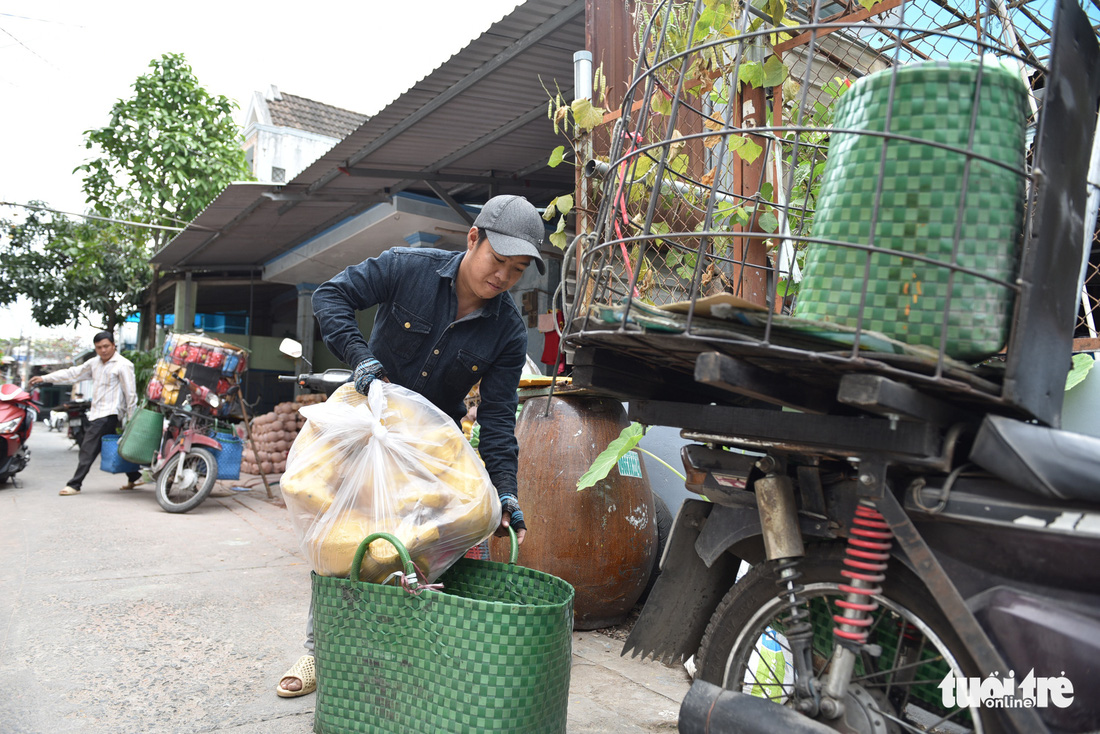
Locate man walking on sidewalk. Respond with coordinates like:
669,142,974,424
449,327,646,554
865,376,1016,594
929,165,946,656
30,331,142,495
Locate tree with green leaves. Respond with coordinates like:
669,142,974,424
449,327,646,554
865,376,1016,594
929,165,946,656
0,204,150,332
0,52,252,333
78,52,252,252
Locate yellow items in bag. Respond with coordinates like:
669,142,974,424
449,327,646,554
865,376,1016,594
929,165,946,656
281,382,501,583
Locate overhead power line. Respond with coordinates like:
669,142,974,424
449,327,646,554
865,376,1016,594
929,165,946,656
1,201,195,233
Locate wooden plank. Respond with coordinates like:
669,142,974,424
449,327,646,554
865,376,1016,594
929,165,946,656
1073,337,1100,352
772,0,905,55
630,399,942,458
694,352,837,414
837,373,976,426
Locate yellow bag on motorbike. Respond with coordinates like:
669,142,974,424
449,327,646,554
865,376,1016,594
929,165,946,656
281,382,501,582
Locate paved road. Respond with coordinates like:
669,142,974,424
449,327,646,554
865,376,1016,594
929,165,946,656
1,423,689,733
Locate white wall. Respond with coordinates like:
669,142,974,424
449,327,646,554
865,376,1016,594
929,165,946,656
244,123,340,184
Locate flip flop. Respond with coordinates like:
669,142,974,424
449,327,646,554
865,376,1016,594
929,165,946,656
119,480,145,491
59,487,81,496
276,654,316,698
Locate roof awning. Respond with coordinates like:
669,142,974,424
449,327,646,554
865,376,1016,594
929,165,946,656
153,0,584,284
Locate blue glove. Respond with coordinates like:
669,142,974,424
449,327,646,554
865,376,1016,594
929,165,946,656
499,493,526,532
353,358,386,395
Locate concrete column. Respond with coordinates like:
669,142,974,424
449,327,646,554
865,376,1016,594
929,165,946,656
296,284,317,370
172,275,198,333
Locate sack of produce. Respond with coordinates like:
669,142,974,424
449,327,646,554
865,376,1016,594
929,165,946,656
281,381,501,583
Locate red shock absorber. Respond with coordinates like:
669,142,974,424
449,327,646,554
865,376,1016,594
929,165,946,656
833,500,893,645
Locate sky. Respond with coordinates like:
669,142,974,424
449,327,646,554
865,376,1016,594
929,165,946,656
0,0,523,341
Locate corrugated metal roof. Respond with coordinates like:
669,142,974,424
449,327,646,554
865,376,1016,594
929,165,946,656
154,0,584,275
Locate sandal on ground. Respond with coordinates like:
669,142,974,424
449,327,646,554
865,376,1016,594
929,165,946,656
59,486,81,496
276,654,316,698
119,480,145,491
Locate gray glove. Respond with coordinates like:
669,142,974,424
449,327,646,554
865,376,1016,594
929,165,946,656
499,493,526,532
353,358,386,395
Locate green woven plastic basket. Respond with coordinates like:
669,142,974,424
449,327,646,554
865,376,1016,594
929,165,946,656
117,406,165,465
312,529,574,734
793,60,1029,360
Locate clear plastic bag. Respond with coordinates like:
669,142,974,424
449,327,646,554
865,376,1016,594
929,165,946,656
281,381,501,582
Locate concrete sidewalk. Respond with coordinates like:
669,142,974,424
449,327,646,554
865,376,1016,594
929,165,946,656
0,428,689,733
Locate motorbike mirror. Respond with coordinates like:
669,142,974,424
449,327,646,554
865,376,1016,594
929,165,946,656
279,338,303,359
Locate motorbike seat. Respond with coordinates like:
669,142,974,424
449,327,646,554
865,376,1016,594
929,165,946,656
970,415,1100,505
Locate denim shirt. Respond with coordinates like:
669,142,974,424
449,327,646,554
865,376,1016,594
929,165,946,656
312,247,526,498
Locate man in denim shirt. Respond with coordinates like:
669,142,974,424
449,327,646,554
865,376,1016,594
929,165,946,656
277,194,543,698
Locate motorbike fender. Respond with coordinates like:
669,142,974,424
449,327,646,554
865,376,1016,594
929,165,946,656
695,503,835,568
622,499,741,665
163,434,221,463
187,434,222,452
624,499,840,667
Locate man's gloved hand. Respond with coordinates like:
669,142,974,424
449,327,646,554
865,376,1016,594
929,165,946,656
498,493,526,533
353,358,386,395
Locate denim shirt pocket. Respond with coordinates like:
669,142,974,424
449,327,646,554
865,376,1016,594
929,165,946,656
444,348,490,395
385,302,433,360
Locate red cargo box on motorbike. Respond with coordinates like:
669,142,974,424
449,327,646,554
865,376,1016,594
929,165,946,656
146,333,248,412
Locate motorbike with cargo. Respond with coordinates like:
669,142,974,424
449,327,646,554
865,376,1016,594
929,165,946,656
560,0,1100,731
147,367,238,513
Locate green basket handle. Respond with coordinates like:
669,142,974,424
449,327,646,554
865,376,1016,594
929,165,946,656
505,525,519,565
350,532,417,585
350,527,519,587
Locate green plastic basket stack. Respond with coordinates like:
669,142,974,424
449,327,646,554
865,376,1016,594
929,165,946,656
793,59,1029,360
117,405,165,465
312,530,575,734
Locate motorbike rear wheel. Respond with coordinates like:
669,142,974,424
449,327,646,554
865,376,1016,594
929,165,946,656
155,447,217,513
696,543,986,733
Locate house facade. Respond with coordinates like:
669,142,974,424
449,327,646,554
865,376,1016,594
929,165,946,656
242,85,367,185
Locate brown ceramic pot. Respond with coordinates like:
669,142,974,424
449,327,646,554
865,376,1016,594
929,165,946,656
491,395,657,629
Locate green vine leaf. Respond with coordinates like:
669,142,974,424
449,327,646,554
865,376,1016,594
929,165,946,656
571,98,606,131
727,135,764,164
738,61,765,89
554,194,574,217
759,210,779,233
651,90,673,116
549,214,569,250
762,56,789,87
548,145,566,168
1066,353,1096,391
576,422,645,490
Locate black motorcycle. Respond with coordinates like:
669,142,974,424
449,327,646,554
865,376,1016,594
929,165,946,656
560,0,1100,732
59,399,91,449
277,338,351,396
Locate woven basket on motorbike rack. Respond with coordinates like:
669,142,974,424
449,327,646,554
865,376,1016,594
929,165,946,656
117,406,165,465
793,60,1028,361
213,432,243,480
312,528,574,734
100,434,141,474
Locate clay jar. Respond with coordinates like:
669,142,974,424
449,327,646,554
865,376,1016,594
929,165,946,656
491,395,657,629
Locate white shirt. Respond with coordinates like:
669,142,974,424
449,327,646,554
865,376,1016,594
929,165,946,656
42,352,138,422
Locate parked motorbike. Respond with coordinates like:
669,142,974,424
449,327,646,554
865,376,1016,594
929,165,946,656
276,338,351,396
0,383,40,486
150,374,236,513
58,399,91,448
46,408,65,433
560,0,1100,732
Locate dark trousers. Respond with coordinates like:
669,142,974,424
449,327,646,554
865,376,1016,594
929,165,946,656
68,415,141,490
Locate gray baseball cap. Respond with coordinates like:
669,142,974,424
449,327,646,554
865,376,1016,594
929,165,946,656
473,195,546,275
